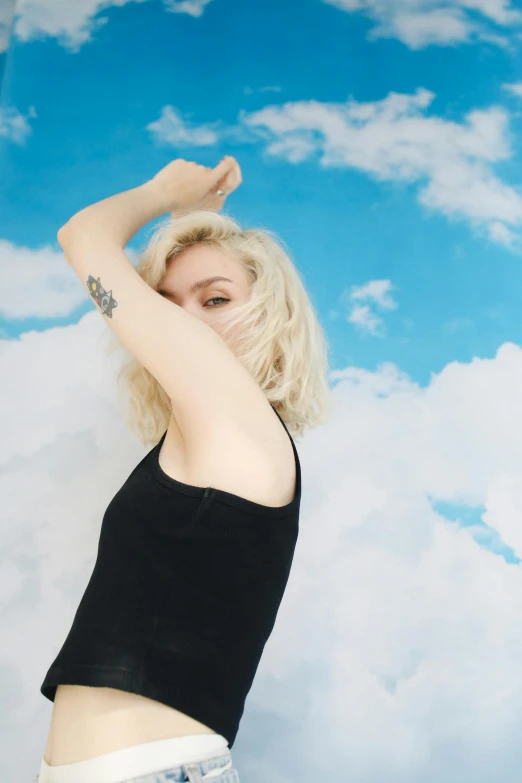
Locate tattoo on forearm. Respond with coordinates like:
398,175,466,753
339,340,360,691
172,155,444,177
87,275,118,318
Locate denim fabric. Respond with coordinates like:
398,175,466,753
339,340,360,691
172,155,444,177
121,750,240,783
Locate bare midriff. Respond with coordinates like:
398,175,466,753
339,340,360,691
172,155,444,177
44,685,217,766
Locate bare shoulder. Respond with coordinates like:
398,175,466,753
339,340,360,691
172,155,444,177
167,394,297,508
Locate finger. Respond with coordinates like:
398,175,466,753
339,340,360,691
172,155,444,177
216,162,241,194
211,156,237,184
229,165,241,190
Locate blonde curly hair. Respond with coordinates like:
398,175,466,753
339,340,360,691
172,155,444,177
104,208,334,445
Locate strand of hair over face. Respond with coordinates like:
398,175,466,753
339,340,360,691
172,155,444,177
102,209,334,446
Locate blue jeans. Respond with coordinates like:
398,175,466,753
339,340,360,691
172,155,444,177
120,750,240,783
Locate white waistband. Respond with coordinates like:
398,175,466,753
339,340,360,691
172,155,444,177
37,733,230,783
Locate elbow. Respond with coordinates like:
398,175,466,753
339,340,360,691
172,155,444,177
57,214,90,247
57,224,70,246
57,220,80,250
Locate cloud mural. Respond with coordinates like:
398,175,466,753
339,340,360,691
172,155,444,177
2,0,522,781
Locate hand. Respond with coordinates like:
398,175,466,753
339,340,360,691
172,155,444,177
148,155,242,215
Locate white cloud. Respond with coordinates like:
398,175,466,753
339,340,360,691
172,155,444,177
0,239,85,318
3,313,522,779
347,302,385,333
145,105,220,147
0,240,140,319
0,105,36,145
322,0,522,49
11,0,213,52
332,279,399,336
487,219,522,246
163,0,214,18
349,278,398,310
502,81,522,97
241,87,522,249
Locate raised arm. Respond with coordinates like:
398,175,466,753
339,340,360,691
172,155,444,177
57,157,267,439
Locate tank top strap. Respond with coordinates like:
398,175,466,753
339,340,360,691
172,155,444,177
270,404,301,500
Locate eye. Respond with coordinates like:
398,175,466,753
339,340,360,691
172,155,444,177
205,297,229,307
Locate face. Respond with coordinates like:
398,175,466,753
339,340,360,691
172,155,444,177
158,244,251,353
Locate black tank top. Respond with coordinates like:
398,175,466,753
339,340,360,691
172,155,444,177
40,405,301,748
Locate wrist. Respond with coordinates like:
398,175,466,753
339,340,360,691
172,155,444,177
142,177,192,217
140,179,175,218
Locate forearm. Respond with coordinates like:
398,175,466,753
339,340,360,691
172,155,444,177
58,180,168,249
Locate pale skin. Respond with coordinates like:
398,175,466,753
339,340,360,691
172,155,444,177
43,157,297,765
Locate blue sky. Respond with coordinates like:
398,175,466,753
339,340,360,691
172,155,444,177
2,0,522,383
2,1,522,781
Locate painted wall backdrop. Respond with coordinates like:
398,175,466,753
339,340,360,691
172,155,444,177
2,1,522,781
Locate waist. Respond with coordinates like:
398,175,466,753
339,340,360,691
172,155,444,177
38,734,231,783
46,685,219,765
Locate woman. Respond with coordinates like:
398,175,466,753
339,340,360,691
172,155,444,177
37,156,332,783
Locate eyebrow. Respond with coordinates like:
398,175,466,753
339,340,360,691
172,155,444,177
159,276,234,296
